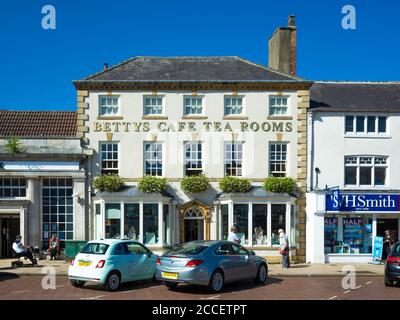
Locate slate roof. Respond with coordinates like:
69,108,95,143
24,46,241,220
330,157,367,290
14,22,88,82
310,82,400,112
76,56,306,83
0,111,77,138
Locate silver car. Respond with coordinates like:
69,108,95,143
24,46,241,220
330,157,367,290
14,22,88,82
155,240,268,292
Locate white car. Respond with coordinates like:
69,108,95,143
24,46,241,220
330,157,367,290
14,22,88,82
68,239,158,291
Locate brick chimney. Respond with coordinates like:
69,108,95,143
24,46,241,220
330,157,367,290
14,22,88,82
268,15,297,76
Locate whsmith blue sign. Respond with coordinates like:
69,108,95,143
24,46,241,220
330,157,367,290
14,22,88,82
326,194,400,212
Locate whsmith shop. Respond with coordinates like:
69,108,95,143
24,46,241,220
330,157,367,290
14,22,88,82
306,82,400,264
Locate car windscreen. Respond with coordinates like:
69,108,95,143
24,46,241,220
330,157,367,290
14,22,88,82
166,243,207,256
392,244,400,257
80,243,109,255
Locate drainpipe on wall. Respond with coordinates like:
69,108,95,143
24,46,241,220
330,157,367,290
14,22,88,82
308,111,315,191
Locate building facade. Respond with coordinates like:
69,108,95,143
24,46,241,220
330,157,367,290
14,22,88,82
0,111,89,258
306,82,400,263
73,18,312,261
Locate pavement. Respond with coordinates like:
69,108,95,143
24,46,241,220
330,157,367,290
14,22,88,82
0,257,385,277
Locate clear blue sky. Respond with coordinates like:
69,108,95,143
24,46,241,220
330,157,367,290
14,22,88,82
1,0,399,111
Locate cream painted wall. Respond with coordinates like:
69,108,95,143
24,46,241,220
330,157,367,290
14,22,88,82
85,90,302,181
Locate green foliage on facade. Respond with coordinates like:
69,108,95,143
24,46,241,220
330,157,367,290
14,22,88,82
5,137,21,154
138,176,168,193
218,176,252,193
263,177,296,194
93,174,125,192
180,174,210,193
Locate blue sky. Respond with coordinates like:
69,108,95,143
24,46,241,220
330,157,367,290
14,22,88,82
1,0,399,111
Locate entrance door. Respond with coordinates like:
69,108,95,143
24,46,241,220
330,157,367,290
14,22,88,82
1,217,20,258
184,206,204,242
377,218,399,259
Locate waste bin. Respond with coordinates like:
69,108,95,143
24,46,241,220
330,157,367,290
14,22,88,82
64,240,87,260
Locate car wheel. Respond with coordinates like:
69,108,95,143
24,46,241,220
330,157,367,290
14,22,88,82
104,271,121,292
255,264,268,284
208,270,224,293
163,281,178,289
70,280,85,288
384,276,394,287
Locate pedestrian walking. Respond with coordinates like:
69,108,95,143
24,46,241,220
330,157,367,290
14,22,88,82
279,229,290,269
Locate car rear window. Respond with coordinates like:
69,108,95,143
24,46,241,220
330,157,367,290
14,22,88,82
166,243,207,256
392,244,400,257
80,243,109,255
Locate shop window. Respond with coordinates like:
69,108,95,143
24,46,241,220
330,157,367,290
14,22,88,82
100,142,119,175
224,142,243,176
324,216,372,254
124,204,139,240
105,204,121,239
163,204,170,246
144,142,163,176
271,204,286,245
344,156,387,187
0,178,26,198
42,178,73,249
143,204,159,245
233,204,248,245
220,204,229,240
252,204,268,245
184,142,203,176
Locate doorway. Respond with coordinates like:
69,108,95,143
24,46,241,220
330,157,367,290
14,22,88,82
183,206,204,242
377,218,399,259
1,217,20,258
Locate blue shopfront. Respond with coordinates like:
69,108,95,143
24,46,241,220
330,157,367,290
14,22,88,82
306,191,400,264
324,193,399,262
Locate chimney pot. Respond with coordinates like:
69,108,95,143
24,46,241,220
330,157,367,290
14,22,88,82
104,63,109,71
288,15,296,27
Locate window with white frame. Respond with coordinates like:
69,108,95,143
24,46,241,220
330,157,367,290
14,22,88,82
144,96,164,115
184,142,203,176
42,178,73,249
184,97,203,115
224,142,243,176
269,142,288,177
99,96,119,116
219,202,292,247
144,142,163,176
269,96,289,116
0,178,26,197
345,115,387,134
344,156,388,186
100,142,119,175
224,96,243,116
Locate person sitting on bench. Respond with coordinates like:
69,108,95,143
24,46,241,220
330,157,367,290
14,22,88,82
12,235,35,264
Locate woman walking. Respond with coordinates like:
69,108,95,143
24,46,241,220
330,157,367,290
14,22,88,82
279,229,290,269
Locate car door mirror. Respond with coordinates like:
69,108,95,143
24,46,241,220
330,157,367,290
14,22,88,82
249,250,256,256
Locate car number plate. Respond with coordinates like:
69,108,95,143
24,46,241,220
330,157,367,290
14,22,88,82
162,272,178,280
78,261,92,267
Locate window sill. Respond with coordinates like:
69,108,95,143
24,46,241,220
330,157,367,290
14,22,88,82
181,115,208,120
142,116,168,120
97,116,124,120
223,116,249,120
267,116,293,121
344,134,391,139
